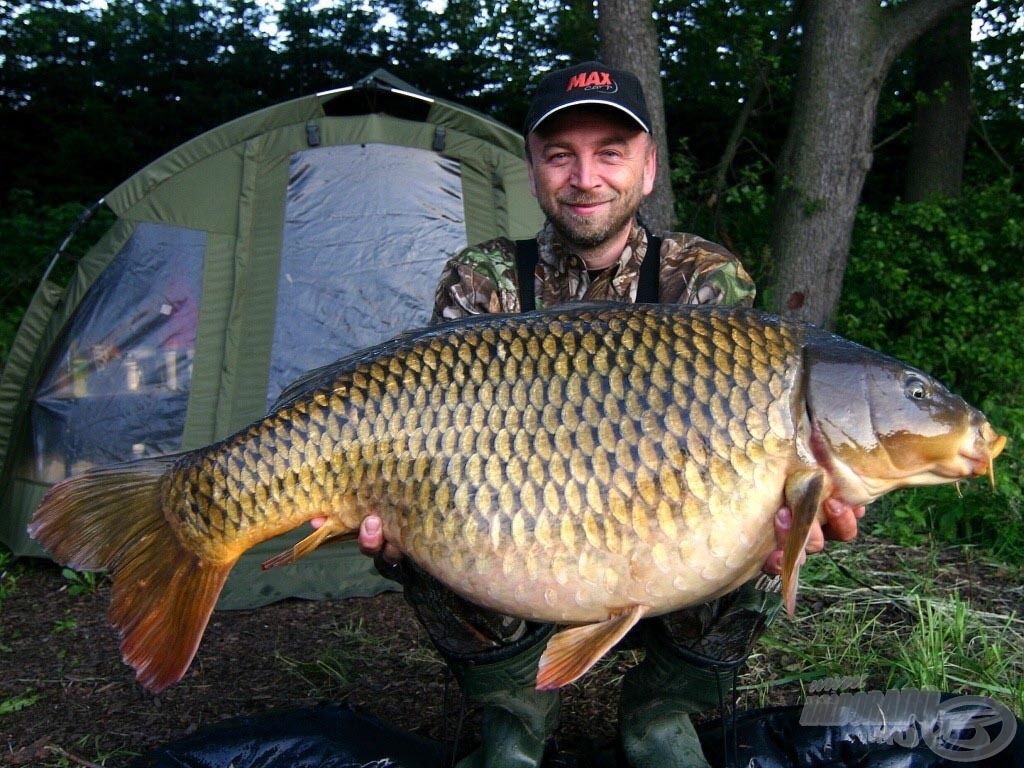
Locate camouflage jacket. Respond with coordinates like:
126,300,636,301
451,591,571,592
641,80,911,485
431,220,755,323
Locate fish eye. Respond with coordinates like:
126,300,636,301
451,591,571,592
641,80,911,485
905,374,929,400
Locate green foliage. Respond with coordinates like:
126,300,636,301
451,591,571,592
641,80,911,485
836,181,1024,557
275,618,379,697
894,594,1022,707
0,545,16,605
0,689,40,715
838,181,1024,403
755,540,1024,718
60,567,103,596
0,191,113,365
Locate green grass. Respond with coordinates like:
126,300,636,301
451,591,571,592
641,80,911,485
0,545,17,604
895,593,1024,714
60,567,105,596
751,537,1024,719
274,618,420,698
0,688,40,714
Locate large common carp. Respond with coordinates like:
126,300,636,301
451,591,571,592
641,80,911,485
29,304,1005,693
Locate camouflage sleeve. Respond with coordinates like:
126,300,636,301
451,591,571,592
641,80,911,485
430,238,521,324
659,233,756,308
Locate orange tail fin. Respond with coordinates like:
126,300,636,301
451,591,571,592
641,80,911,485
28,458,235,693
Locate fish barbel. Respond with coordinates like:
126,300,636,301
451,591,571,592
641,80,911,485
28,304,1006,693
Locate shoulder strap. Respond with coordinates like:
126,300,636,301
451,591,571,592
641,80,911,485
516,230,660,312
515,238,540,313
637,229,661,303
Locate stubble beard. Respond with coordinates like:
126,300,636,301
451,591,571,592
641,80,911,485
543,186,644,251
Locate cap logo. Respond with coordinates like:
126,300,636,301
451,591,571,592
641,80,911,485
565,70,618,93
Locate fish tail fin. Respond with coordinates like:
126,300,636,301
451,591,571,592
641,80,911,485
28,458,234,692
781,470,829,618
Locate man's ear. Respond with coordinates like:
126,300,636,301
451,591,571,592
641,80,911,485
525,140,539,197
643,139,657,196
527,161,538,197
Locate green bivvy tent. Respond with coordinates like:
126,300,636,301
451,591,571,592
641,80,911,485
0,70,544,608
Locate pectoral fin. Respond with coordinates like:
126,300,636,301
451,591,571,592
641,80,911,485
261,518,352,570
536,604,649,691
782,470,829,617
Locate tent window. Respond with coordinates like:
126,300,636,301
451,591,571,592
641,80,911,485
27,222,204,482
268,143,465,405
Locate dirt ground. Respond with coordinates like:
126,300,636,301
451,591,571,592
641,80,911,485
2,558,632,766
1,541,1020,767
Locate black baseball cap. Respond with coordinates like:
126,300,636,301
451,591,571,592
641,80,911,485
523,61,652,135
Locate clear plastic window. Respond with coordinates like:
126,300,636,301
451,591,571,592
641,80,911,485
28,222,204,481
268,143,465,405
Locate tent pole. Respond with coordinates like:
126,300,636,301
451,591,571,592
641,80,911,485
41,198,105,284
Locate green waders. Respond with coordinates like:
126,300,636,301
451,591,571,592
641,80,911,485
381,556,781,768
448,624,561,768
377,558,560,767
619,576,784,768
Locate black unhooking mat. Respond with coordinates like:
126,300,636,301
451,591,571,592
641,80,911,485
129,696,1022,768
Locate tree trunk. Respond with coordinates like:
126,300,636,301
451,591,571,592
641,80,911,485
904,7,972,202
767,0,972,326
597,0,676,233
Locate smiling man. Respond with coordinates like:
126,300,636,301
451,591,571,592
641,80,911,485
430,62,756,322
529,107,654,264
354,62,863,768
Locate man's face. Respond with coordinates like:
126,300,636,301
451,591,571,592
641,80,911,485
526,107,656,251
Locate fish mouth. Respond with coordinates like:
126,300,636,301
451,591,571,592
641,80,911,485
957,422,1007,487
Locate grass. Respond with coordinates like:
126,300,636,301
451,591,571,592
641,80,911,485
748,535,1024,719
0,688,40,715
60,567,104,596
275,617,446,698
0,546,16,604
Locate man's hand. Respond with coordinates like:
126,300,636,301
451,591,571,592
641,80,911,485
309,514,403,562
762,499,865,575
355,515,403,563
335,498,864,575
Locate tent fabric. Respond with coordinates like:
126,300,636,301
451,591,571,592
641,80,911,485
0,69,544,609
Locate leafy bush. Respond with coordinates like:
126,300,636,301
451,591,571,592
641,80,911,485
836,181,1024,557
837,180,1024,406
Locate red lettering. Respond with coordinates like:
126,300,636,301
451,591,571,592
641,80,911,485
566,73,587,91
567,70,615,91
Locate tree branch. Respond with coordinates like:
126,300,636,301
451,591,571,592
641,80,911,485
709,4,800,236
876,0,975,68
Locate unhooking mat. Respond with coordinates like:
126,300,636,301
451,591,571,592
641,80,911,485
129,694,1021,768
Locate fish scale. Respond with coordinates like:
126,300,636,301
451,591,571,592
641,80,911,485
182,308,788,618
28,303,1005,693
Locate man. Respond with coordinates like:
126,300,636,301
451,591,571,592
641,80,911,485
352,61,863,767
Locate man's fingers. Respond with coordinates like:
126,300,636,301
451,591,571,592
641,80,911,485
357,515,404,563
358,515,384,556
774,506,825,552
823,498,860,541
804,521,826,553
381,542,404,564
